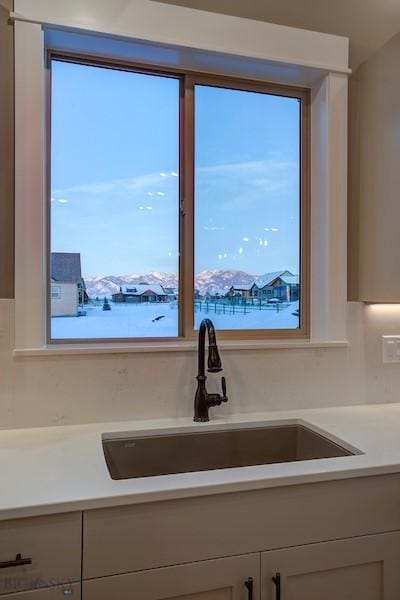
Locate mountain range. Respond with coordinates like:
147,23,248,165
84,269,257,299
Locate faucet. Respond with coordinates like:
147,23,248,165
194,318,228,422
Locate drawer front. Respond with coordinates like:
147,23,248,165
84,475,400,578
83,554,259,600
0,583,80,599
0,513,81,595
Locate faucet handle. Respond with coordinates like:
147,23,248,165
221,376,228,402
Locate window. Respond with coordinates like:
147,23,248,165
51,285,61,299
48,55,309,343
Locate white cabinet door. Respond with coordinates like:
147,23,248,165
261,532,400,600
84,553,259,600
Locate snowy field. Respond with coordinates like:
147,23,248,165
51,301,299,340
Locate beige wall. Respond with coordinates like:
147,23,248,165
2,2,400,429
0,0,14,298
0,300,367,429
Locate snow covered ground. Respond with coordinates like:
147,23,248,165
51,303,179,339
51,301,299,340
195,300,299,331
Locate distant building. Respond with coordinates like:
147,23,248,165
272,274,300,301
225,283,253,299
163,287,178,301
255,271,299,302
225,271,299,302
112,284,168,303
51,252,88,317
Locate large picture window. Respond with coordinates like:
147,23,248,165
48,55,309,342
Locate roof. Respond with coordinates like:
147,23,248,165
51,253,83,283
280,275,299,285
118,284,167,296
255,270,293,288
229,283,254,291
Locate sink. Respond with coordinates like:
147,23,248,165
103,423,356,480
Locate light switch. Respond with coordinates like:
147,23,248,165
382,336,400,363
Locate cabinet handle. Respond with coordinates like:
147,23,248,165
0,553,32,569
244,576,253,600
272,572,281,600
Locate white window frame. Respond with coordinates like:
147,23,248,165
12,0,349,355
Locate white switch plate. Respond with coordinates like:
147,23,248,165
382,336,400,363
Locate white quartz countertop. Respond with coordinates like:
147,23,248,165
1,403,400,521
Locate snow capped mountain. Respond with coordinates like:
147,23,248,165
194,269,256,296
84,269,256,299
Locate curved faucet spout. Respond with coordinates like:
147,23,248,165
194,318,227,422
198,318,222,376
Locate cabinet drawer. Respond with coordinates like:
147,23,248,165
83,475,400,578
0,583,80,599
0,513,81,595
84,554,259,600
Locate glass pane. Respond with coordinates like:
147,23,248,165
194,84,301,330
50,60,180,340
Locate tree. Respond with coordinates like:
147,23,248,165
102,297,111,311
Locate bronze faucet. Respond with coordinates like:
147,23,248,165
194,318,228,422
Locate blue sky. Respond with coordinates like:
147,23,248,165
51,60,300,278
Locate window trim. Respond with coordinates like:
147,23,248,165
46,50,310,344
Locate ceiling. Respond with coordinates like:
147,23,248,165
154,0,400,69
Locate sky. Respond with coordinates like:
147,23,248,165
51,59,300,279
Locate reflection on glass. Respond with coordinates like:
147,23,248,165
50,60,180,339
194,84,301,330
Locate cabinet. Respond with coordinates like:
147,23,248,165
83,475,400,578
2,475,400,598
83,554,259,600
0,513,81,595
0,584,80,599
349,34,400,302
261,532,400,600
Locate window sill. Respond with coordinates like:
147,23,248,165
13,339,349,357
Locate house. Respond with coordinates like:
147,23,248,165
225,283,254,299
112,284,168,303
50,252,88,317
163,287,178,301
253,270,296,301
272,274,300,302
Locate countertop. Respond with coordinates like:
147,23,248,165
1,403,400,521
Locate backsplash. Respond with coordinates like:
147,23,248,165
1,299,393,429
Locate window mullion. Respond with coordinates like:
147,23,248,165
180,75,195,339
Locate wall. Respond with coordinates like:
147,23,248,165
0,300,368,429
51,284,78,318
2,296,400,430
1,2,400,430
156,0,400,70
0,0,14,298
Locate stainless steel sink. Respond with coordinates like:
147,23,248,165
103,423,356,480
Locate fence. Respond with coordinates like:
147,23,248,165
194,299,290,316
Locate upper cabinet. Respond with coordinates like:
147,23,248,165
349,33,400,302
